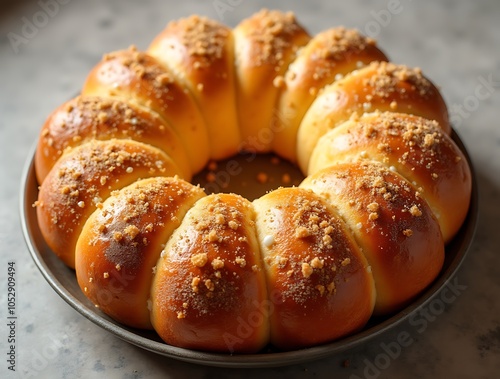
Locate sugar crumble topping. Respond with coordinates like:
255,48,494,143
242,9,307,67
258,189,365,305
166,15,229,67
161,195,263,319
361,61,433,99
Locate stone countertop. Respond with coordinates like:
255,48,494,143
1,0,499,378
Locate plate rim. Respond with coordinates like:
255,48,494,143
19,129,479,368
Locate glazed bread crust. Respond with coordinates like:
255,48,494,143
297,61,450,172
75,177,205,329
151,194,269,353
309,112,471,243
149,15,241,160
33,9,471,353
254,187,375,349
234,9,311,152
35,96,191,183
301,162,445,315
82,48,210,173
36,139,180,268
273,27,388,163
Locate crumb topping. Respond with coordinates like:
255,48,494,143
352,112,455,181
301,262,313,278
293,27,378,83
235,257,247,268
162,195,261,318
191,253,208,267
310,257,324,269
123,224,140,239
341,258,351,266
207,229,220,242
241,9,308,67
306,161,435,248
84,176,203,271
37,140,175,240
211,258,224,270
316,27,376,61
361,61,432,99
166,15,229,67
259,189,364,305
295,226,310,238
403,229,413,237
409,204,423,217
39,96,172,170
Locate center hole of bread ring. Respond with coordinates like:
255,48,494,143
191,152,305,201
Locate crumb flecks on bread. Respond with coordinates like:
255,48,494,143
33,9,471,353
151,194,269,353
234,9,311,153
309,112,471,243
273,27,389,162
35,96,192,183
75,177,205,328
149,16,241,160
296,60,450,173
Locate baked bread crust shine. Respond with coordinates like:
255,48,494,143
33,9,471,353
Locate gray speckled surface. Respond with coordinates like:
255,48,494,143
1,0,499,378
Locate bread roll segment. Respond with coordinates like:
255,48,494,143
234,9,311,153
309,112,472,243
253,187,375,349
297,61,450,173
301,162,445,315
148,16,241,160
82,47,210,174
75,177,205,329
273,27,388,163
35,139,181,268
151,193,270,353
35,96,192,183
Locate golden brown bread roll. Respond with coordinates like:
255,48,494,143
32,9,473,353
75,177,205,329
36,139,181,268
35,96,192,183
233,9,311,152
309,112,472,243
148,15,241,160
272,27,388,163
151,193,269,353
297,61,450,172
82,47,210,173
300,162,445,315
253,187,375,349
